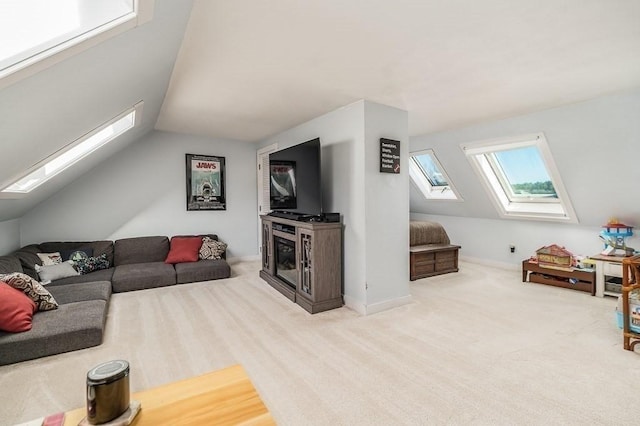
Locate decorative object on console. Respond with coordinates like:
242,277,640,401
199,236,227,260
0,272,58,311
165,236,204,264
0,282,36,333
35,260,79,283
37,252,62,266
186,153,226,211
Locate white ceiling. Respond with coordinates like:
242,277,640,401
156,0,640,143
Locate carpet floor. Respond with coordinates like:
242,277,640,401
0,260,637,426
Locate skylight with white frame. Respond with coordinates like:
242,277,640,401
409,149,462,201
1,102,143,196
461,133,577,222
0,0,153,86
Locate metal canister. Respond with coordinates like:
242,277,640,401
86,360,130,424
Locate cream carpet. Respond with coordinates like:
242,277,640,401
1,260,637,426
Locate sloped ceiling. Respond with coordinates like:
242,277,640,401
157,0,640,142
0,1,194,222
2,0,640,225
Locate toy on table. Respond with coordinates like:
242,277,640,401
600,218,634,256
535,244,575,271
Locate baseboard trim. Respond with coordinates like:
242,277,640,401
365,295,413,315
460,255,520,271
227,255,260,264
343,295,366,316
344,294,413,316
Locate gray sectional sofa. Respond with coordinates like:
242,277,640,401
0,235,230,365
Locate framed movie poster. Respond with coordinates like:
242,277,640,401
186,154,226,211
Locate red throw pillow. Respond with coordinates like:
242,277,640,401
165,236,203,264
0,281,37,333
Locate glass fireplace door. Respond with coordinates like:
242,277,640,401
274,237,298,288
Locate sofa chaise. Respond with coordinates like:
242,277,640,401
0,234,230,365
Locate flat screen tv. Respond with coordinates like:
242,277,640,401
269,138,322,216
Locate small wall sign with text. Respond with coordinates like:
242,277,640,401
380,138,400,174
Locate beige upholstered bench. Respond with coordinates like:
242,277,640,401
409,221,460,281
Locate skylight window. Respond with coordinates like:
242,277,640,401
461,133,577,222
1,102,142,195
409,149,462,201
0,0,153,85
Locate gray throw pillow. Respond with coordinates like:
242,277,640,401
35,260,79,283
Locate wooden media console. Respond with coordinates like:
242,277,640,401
260,215,343,314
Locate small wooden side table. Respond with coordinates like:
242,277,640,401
63,365,275,426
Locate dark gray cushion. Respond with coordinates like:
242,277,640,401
0,300,108,365
47,281,112,304
114,236,169,266
0,255,22,275
47,267,114,286
12,245,42,280
111,262,176,292
40,241,115,267
175,260,231,284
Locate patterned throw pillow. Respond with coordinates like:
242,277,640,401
74,254,110,275
60,248,93,262
37,252,62,266
0,272,58,311
199,237,227,260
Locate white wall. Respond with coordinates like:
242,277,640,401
410,89,640,266
259,100,411,314
0,219,20,256
20,131,258,259
410,213,640,269
363,102,410,309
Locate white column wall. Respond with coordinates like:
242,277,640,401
363,102,411,312
259,100,411,314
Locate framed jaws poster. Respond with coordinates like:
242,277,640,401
185,153,226,211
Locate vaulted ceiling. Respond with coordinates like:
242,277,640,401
1,0,639,223
156,0,640,142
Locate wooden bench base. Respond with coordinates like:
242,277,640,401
410,244,461,281
522,260,595,294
